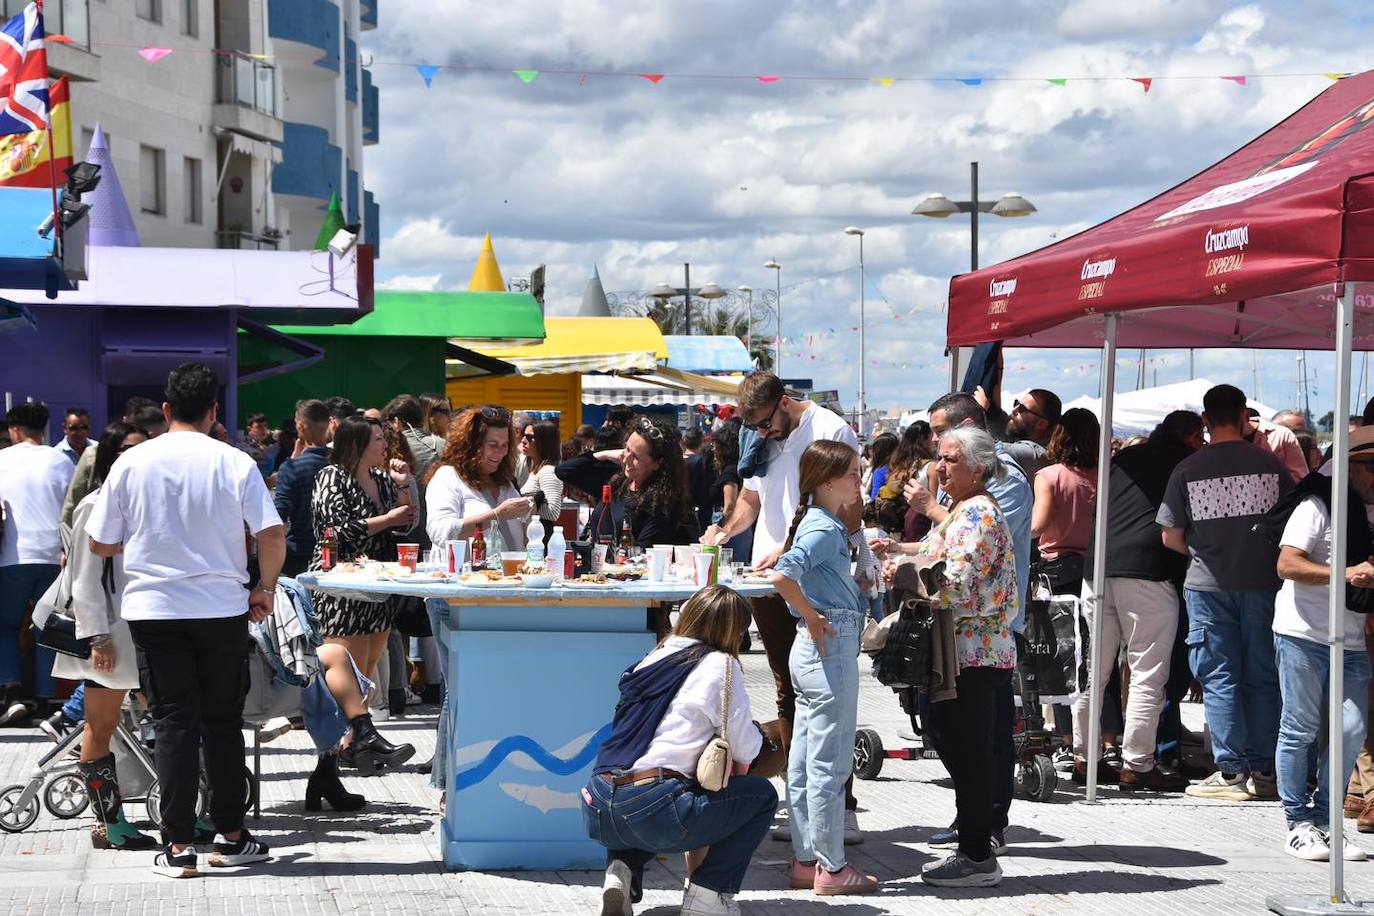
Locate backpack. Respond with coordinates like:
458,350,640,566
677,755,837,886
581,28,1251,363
1253,473,1374,613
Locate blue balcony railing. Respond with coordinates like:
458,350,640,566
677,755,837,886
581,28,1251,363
362,69,378,144
267,0,340,72
360,0,377,30
365,191,379,257
272,122,342,203
344,37,358,101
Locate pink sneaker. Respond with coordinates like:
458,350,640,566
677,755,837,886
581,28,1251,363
814,863,879,896
790,859,816,889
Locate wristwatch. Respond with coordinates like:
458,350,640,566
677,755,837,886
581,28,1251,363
252,583,276,596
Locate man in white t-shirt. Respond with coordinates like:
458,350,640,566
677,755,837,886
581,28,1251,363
88,363,284,879
702,372,861,839
0,402,75,723
1272,426,1374,861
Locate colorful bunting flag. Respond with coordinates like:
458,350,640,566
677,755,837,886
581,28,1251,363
1047,78,1067,86
756,74,781,83
960,78,982,86
138,47,172,63
46,34,72,43
1132,77,1153,93
1222,75,1247,86
638,73,663,83
416,64,440,88
1326,72,1348,81
871,77,895,87
513,69,539,84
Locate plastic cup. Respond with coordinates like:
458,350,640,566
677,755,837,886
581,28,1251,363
694,552,715,587
397,543,419,571
591,543,609,573
446,539,467,574
648,549,669,582
501,551,526,576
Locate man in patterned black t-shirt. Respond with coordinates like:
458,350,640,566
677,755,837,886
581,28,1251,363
1158,384,1292,803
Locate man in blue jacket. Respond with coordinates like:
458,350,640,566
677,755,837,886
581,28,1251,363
274,399,331,577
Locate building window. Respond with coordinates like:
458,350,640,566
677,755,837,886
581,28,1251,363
135,0,161,23
139,145,165,215
181,0,197,37
79,126,96,158
183,156,202,224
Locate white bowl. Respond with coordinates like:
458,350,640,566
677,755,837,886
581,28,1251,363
519,573,555,589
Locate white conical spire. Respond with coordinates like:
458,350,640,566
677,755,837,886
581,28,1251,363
82,124,140,247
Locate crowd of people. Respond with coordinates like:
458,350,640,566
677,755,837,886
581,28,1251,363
1,362,1370,907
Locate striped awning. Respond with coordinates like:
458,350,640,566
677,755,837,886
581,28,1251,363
581,369,742,407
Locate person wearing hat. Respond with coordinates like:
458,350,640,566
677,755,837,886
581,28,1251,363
1272,425,1374,861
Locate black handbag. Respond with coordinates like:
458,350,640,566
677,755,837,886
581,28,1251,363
34,613,94,660
393,596,432,638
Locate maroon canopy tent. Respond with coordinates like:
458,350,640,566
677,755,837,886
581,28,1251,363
944,71,1374,908
947,69,1374,351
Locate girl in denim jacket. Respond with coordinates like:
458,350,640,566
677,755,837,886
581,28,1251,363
767,440,879,896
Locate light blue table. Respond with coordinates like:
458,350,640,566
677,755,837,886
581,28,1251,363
300,573,775,871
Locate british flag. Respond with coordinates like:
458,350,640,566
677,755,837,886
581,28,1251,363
0,3,48,137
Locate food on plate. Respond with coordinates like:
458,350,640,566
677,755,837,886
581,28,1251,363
575,573,608,584
519,562,549,575
459,569,520,585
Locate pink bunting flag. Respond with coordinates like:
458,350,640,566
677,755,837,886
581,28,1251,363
639,73,663,84
139,47,172,63
1222,75,1247,86
756,74,780,83
1131,77,1152,93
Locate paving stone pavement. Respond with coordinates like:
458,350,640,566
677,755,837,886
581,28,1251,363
0,648,1371,915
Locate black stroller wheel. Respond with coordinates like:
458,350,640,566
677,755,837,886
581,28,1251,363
853,728,885,780
1015,754,1059,802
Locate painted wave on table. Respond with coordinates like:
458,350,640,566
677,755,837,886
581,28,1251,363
499,782,582,814
453,723,613,792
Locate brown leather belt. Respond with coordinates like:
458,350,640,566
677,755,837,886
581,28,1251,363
599,767,690,787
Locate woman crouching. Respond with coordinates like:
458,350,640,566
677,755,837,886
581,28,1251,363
583,585,777,916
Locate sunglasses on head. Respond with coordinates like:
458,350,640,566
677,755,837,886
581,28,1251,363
479,405,511,422
743,398,784,431
633,417,665,440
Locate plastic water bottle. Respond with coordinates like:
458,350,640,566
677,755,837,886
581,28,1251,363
547,528,567,581
526,516,546,566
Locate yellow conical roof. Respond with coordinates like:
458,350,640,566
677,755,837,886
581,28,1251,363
467,232,507,291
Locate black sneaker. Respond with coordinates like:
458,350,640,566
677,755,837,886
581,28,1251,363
208,829,271,867
38,710,78,743
152,847,199,879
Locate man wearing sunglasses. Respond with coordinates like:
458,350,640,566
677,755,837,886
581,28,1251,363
1001,388,1061,482
702,371,864,842
55,408,94,465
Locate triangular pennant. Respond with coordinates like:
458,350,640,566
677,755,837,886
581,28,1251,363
1222,75,1247,86
1326,72,1348,81
416,64,441,88
870,77,895,87
1131,77,1153,93
638,73,663,84
513,69,539,84
47,34,73,44
1047,78,1067,86
960,78,982,86
139,47,172,63
756,74,781,83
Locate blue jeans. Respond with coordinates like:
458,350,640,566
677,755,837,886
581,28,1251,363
1274,633,1372,828
788,607,862,871
583,772,778,895
62,682,86,722
1184,589,1281,773
0,563,59,696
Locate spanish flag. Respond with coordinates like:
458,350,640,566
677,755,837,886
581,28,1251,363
0,76,71,187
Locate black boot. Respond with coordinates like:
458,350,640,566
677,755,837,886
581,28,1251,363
80,754,159,850
348,713,415,775
305,753,366,812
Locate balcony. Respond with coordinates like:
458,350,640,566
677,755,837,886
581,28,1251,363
365,191,379,257
345,37,358,102
267,0,340,72
272,122,342,203
362,69,379,144
216,230,281,251
360,0,376,30
347,169,359,222
213,52,283,143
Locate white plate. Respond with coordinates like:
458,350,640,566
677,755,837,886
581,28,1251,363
562,581,619,590
457,577,524,588
520,574,556,589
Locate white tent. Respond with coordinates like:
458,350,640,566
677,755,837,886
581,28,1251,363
1058,378,1280,437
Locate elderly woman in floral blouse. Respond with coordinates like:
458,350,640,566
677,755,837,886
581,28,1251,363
881,425,1018,888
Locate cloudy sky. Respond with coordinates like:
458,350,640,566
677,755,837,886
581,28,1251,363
362,0,1374,420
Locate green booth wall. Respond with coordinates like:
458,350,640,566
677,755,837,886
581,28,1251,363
238,333,446,426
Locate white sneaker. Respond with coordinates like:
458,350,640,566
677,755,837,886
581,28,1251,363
844,810,864,845
1286,822,1330,861
1321,826,1369,862
681,882,740,916
600,859,633,916
1186,771,1251,802
257,717,293,743
371,706,391,723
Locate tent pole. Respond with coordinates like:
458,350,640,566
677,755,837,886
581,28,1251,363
1086,313,1118,803
1328,284,1355,901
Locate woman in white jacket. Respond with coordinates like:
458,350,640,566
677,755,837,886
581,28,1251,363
51,422,158,850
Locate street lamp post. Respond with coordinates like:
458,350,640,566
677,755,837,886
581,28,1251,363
765,260,782,378
650,262,725,335
736,285,753,354
912,161,1037,389
845,226,866,430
